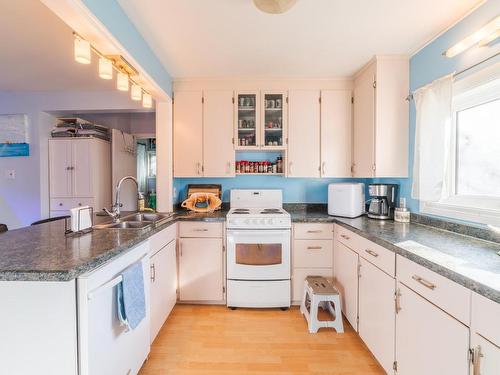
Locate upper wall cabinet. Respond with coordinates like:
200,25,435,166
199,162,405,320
173,91,204,177
235,91,260,149
288,90,321,177
235,90,288,150
320,90,352,178
174,90,234,177
203,90,235,177
288,89,353,178
353,56,409,178
261,91,287,149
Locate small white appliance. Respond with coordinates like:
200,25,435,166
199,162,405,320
328,183,365,218
226,189,291,309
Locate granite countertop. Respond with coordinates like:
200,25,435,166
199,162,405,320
287,205,500,304
1,205,499,305
0,209,227,282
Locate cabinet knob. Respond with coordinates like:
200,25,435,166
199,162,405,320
78,203,82,206
59,203,63,207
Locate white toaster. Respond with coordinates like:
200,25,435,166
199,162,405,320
328,183,365,218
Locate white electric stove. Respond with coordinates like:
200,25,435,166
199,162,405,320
226,190,291,309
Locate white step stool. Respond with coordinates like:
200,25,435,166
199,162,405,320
300,276,344,334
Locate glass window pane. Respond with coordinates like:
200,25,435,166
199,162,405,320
237,94,257,147
235,243,282,265
456,98,500,197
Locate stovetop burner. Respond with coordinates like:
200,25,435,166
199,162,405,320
260,208,283,214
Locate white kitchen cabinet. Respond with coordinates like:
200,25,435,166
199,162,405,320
173,90,204,177
174,90,234,177
333,239,359,331
203,90,235,177
235,91,260,149
179,237,224,302
471,292,500,374
353,56,409,177
150,239,177,343
49,138,110,217
178,222,225,303
358,257,395,374
261,91,287,149
395,282,469,375
320,90,352,177
288,90,321,177
49,139,73,198
292,223,333,303
470,333,500,375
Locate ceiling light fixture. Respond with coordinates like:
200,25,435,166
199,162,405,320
74,37,91,64
72,32,153,106
445,15,500,58
142,93,153,108
117,72,129,91
253,0,297,14
131,84,142,101
98,57,113,79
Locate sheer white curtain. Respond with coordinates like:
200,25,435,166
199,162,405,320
412,74,454,203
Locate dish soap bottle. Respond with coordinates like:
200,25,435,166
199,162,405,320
149,190,157,211
138,192,145,211
394,198,410,223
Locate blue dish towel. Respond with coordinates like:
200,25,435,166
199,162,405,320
117,261,146,331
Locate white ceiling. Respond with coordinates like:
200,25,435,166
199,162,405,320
0,0,117,91
118,0,482,79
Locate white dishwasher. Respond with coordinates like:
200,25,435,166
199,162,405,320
77,241,151,375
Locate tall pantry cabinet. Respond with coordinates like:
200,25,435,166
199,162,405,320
352,56,409,177
49,138,111,217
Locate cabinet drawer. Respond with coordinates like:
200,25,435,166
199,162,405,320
335,224,363,252
50,198,94,211
357,237,395,276
472,292,500,345
397,255,471,325
150,223,177,256
293,240,333,268
292,267,333,302
294,223,333,240
179,222,223,238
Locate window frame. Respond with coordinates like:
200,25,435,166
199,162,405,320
421,65,500,226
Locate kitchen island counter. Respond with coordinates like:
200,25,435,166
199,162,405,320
0,209,227,282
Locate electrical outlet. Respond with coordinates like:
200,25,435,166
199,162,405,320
5,170,15,179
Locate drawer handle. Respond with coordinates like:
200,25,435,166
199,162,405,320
340,234,350,240
412,275,436,290
365,249,379,258
193,229,209,232
307,246,323,250
59,203,63,207
307,230,322,233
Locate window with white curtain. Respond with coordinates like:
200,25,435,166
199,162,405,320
421,62,500,226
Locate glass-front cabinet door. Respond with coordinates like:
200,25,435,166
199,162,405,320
235,92,259,149
261,91,287,149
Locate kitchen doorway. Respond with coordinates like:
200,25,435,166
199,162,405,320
136,137,157,210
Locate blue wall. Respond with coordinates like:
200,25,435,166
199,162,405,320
174,176,371,204
405,0,500,212
82,0,173,96
175,0,500,208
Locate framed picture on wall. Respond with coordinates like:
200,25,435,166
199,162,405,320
0,114,30,157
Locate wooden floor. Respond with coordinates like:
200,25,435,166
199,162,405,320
139,305,384,375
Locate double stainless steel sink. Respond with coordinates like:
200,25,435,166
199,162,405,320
94,212,174,230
